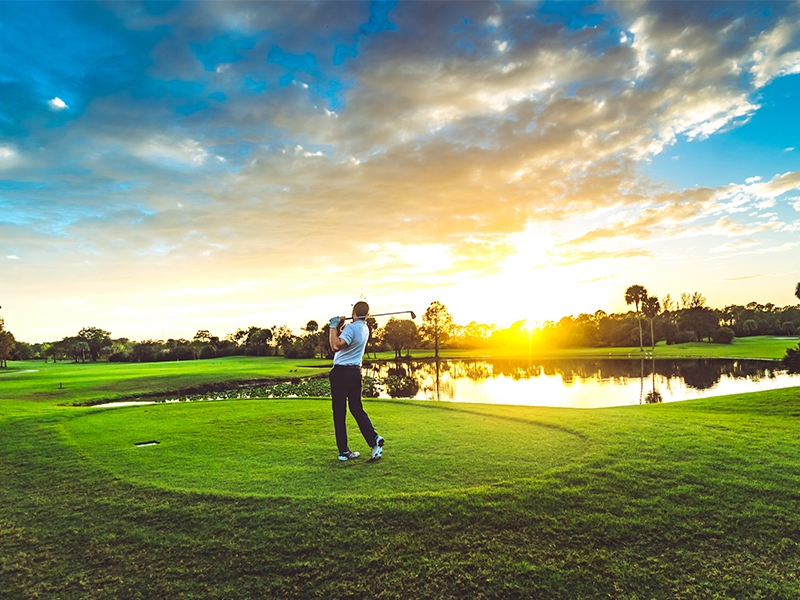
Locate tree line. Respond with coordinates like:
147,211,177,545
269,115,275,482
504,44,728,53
2,283,800,366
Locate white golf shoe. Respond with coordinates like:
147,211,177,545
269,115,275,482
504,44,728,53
338,450,360,461
370,436,385,461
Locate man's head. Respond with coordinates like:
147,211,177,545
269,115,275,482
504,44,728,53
353,301,369,320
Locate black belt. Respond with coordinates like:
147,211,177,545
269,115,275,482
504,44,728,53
333,364,361,369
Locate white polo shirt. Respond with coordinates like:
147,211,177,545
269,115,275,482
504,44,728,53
333,320,369,367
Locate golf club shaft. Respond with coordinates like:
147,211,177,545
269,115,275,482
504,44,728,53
344,310,416,322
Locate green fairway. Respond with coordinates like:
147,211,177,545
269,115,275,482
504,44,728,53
59,398,585,498
0,356,330,415
398,335,800,361
2,347,799,598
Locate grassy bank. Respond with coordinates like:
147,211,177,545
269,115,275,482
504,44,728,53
0,356,331,416
387,335,799,361
1,350,799,598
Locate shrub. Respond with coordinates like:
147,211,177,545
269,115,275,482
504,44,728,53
782,343,800,374
362,377,381,398
667,330,697,345
712,327,735,344
644,390,663,404
384,375,420,398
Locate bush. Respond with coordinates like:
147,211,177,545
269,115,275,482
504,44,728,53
782,343,800,374
712,327,735,344
644,390,663,404
384,375,420,398
362,377,381,398
283,339,316,359
667,330,697,345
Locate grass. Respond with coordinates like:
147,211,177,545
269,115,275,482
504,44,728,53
0,356,330,415
388,335,799,361
57,399,585,498
1,342,799,598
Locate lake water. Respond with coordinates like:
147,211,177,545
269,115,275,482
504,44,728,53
363,358,800,408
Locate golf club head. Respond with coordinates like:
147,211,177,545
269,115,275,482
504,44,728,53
410,311,416,319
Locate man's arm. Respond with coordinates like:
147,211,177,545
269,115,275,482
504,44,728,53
329,319,348,352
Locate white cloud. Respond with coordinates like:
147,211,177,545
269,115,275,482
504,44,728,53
710,239,759,253
7,255,19,260
755,198,776,210
131,136,209,167
780,221,800,232
750,21,800,87
48,97,68,110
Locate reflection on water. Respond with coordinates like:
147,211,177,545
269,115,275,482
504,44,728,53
363,358,800,408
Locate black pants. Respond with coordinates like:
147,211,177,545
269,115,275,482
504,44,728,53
330,366,377,454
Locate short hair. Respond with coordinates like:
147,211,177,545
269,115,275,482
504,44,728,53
353,301,369,318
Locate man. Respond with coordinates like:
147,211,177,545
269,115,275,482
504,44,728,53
329,301,385,462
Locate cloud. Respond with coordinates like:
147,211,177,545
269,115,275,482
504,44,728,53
749,20,800,87
3,1,800,338
723,274,767,281
710,239,760,253
48,97,68,110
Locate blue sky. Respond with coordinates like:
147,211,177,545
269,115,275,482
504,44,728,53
1,1,799,342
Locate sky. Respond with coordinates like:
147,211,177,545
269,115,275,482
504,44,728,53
1,0,800,343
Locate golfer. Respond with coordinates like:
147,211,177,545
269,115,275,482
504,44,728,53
329,301,384,461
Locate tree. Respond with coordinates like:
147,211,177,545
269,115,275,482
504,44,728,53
661,294,675,313
383,318,419,358
45,341,68,363
13,341,34,360
678,307,719,342
796,281,800,302
245,327,273,356
742,319,758,336
193,330,215,343
420,301,454,359
0,318,15,368
365,317,381,359
641,295,661,349
270,325,295,350
783,342,800,374
712,327,735,344
77,326,112,361
681,291,706,309
624,285,648,351
65,338,90,363
193,329,221,358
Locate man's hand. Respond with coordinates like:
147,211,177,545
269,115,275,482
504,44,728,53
329,316,343,329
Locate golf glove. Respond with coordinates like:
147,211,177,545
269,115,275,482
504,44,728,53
329,316,342,329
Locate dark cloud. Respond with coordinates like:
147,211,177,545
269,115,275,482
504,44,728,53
2,1,800,338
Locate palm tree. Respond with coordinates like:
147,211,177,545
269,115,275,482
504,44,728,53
642,295,661,349
624,285,648,351
795,281,800,302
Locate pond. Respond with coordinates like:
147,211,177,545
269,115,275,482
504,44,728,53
363,357,800,408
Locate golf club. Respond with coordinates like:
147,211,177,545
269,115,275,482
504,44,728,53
343,310,416,322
